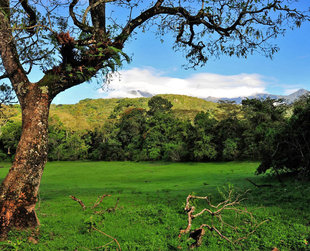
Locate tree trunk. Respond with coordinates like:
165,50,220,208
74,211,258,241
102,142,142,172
0,84,50,239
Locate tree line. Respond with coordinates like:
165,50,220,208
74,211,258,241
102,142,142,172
1,95,309,178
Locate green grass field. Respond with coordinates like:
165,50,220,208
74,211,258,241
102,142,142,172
0,161,309,250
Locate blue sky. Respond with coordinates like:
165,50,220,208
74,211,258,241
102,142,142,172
48,2,310,104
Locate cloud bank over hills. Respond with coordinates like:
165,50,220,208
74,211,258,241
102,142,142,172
97,68,308,103
99,68,267,99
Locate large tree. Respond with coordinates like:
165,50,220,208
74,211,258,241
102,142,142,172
0,0,308,238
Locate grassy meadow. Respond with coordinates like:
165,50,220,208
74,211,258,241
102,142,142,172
0,161,309,250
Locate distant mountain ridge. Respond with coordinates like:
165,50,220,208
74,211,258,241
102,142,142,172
121,88,309,104
204,88,309,104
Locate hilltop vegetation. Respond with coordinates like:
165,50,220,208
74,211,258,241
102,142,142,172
51,95,219,131
1,95,219,131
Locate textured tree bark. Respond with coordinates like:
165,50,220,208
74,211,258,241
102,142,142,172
0,83,50,239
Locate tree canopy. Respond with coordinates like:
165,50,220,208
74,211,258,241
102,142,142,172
1,0,309,91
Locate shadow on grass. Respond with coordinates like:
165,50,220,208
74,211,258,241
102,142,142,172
229,174,310,223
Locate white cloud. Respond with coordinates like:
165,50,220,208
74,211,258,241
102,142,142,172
98,67,267,99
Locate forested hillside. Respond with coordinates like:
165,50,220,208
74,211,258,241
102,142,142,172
1,94,310,179
1,94,219,131
51,95,220,130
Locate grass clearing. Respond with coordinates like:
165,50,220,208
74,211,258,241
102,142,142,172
0,161,309,250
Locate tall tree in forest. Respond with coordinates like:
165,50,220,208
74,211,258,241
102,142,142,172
0,0,308,237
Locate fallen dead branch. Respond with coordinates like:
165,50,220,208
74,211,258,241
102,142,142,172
69,194,111,210
179,189,267,249
70,194,121,250
70,195,86,210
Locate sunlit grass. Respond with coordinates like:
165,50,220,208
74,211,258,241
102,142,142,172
0,161,309,250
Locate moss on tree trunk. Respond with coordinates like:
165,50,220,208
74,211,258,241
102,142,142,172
0,84,50,239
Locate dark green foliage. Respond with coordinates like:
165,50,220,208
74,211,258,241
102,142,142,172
87,127,108,160
0,120,22,159
258,97,310,178
116,107,146,160
86,96,192,162
48,115,90,161
147,96,173,116
214,107,245,161
190,112,217,161
144,113,190,161
241,98,287,160
48,116,66,161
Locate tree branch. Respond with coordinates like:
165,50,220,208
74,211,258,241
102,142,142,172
115,0,308,68
82,0,115,26
69,0,94,33
0,0,29,98
19,0,37,35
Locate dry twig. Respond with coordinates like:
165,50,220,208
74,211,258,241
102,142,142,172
92,194,111,209
92,226,121,251
69,195,86,210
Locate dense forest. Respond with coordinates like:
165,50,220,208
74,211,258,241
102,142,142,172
1,94,310,178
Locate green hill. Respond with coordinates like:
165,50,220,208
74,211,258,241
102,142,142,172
3,94,221,131
49,94,219,131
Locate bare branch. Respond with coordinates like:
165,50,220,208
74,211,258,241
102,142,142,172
19,0,37,35
92,194,111,209
70,193,113,211
69,195,86,210
0,72,9,80
0,0,29,95
69,0,94,33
